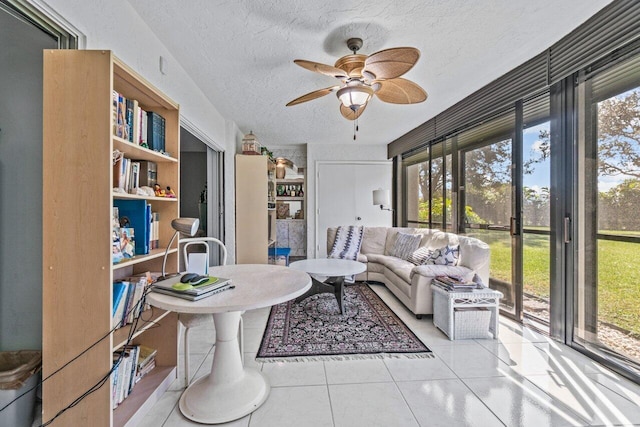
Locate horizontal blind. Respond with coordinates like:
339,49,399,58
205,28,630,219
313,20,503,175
389,52,547,158
523,92,550,127
590,54,640,102
389,0,640,159
388,119,435,158
548,0,640,84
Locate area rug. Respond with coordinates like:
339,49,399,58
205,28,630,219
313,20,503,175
257,283,432,361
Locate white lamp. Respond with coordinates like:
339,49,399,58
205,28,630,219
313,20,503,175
160,217,200,280
373,188,393,211
337,84,373,111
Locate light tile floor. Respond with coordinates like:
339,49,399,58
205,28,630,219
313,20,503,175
139,283,640,427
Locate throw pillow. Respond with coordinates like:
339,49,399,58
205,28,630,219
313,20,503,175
390,232,422,260
407,246,433,265
426,244,460,266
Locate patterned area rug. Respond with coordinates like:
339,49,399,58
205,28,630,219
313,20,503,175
257,283,431,361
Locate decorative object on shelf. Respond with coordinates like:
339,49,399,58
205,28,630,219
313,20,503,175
241,131,261,155
373,188,393,211
160,217,200,280
276,202,290,219
275,157,295,179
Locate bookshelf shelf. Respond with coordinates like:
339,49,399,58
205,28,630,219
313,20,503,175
113,136,177,163
112,248,176,271
112,365,176,427
112,308,172,350
112,192,179,202
43,50,180,427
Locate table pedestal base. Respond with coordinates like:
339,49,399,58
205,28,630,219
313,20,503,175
179,311,270,424
295,275,345,314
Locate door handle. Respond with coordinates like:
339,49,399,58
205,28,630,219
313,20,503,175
356,216,362,221
510,217,518,236
563,217,571,243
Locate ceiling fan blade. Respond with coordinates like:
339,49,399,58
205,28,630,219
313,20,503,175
374,78,427,104
294,60,349,79
286,86,341,106
339,103,367,121
363,47,420,80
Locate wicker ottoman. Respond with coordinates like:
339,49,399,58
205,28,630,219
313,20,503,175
432,284,503,340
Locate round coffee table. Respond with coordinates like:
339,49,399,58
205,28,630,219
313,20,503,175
289,258,366,314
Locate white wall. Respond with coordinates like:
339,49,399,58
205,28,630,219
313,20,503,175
306,144,390,257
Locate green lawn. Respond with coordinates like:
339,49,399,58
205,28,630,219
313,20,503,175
466,230,640,336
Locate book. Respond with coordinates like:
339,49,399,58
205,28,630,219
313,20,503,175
113,199,149,255
151,283,235,301
112,282,128,318
152,276,232,296
136,345,157,371
138,161,157,187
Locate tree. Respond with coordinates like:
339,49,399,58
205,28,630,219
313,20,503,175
597,90,640,178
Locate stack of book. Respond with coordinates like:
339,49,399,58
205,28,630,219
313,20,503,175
151,276,233,301
432,275,481,292
111,344,157,409
112,275,150,328
112,90,166,153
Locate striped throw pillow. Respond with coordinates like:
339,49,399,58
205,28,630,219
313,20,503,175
390,233,422,260
407,246,433,265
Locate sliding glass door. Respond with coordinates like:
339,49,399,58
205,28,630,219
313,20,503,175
575,54,640,374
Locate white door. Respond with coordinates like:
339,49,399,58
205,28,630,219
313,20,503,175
316,162,392,257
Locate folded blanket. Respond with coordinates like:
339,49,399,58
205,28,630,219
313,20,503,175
328,225,364,282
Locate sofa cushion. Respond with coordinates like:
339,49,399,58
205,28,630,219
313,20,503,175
407,246,433,265
426,244,460,266
360,227,388,255
389,232,422,260
365,254,415,283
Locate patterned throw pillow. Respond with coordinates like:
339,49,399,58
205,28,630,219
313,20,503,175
407,246,433,265
425,244,460,266
390,232,422,260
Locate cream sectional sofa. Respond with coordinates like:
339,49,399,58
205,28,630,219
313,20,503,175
327,227,490,318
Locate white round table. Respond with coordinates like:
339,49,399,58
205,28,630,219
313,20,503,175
147,264,311,424
289,258,366,314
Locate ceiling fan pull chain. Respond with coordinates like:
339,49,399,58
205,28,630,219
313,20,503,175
353,120,356,140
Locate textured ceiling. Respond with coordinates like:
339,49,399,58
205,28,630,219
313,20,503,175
127,0,613,147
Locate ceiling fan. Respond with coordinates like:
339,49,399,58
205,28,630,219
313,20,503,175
286,38,428,123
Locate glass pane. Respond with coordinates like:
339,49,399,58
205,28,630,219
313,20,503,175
522,121,551,324
445,153,453,232
464,139,513,312
594,87,640,364
431,156,443,227
406,161,429,226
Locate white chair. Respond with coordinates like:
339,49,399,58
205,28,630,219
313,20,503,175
178,237,244,386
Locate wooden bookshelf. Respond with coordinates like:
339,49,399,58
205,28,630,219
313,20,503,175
235,155,276,263
43,50,180,427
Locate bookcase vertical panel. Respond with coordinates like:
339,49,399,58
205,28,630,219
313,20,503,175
43,50,113,427
43,50,180,427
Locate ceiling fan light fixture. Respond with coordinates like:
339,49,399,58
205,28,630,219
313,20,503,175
336,85,373,111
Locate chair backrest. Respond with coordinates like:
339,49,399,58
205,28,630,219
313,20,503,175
180,237,228,275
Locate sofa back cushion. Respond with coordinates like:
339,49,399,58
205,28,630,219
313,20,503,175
384,228,420,254
389,232,422,260
360,227,388,255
